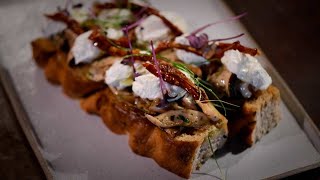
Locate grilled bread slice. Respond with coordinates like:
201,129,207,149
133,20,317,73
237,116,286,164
31,33,106,98
80,88,228,179
228,85,281,146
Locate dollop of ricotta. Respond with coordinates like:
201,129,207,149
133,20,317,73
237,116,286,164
105,60,134,90
132,73,185,100
106,28,124,40
71,30,102,64
135,11,187,44
221,50,272,90
174,35,208,65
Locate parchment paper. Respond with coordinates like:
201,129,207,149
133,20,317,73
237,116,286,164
0,0,319,179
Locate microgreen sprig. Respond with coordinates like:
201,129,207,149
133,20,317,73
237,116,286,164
151,40,167,96
208,137,225,180
172,62,230,116
208,33,244,43
123,25,138,78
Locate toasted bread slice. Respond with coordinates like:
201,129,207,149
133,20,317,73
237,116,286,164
228,85,281,146
31,38,58,68
80,88,228,178
31,35,106,98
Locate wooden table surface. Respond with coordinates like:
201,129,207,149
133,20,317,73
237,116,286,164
0,0,320,179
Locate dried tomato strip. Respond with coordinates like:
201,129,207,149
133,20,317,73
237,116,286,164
45,12,84,35
155,41,202,56
213,41,258,58
143,62,206,100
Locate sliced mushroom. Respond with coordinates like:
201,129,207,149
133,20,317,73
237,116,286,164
145,109,210,128
207,65,232,96
88,56,120,82
181,93,197,110
195,100,226,123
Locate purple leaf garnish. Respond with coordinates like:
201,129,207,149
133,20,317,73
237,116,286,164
186,33,208,49
186,12,247,49
150,41,167,98
189,12,247,36
121,16,146,32
134,6,148,18
209,33,244,42
122,25,138,78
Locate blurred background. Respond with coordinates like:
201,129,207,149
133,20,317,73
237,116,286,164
0,0,319,179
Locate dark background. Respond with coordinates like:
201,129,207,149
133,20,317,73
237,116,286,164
0,0,319,179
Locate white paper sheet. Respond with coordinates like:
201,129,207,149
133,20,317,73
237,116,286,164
0,0,319,179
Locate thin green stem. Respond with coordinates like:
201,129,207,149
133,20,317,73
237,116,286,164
200,100,240,107
208,137,225,180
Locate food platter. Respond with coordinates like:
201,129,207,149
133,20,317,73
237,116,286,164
0,0,319,179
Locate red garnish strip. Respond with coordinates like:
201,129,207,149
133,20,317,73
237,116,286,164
92,2,117,15
213,41,258,58
155,41,202,56
150,41,167,96
89,29,129,56
143,62,206,101
45,12,84,35
88,29,155,58
88,29,112,51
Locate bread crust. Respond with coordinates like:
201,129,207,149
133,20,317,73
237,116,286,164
32,38,106,98
31,38,57,68
31,35,279,178
228,85,281,146
80,89,227,178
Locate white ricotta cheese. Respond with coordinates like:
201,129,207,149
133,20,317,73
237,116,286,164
135,15,169,43
105,60,133,90
106,28,124,40
135,11,187,44
132,74,162,100
71,30,102,64
221,50,272,90
132,73,185,100
174,35,208,66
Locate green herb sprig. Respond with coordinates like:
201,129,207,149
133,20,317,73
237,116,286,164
208,136,225,180
172,62,236,116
